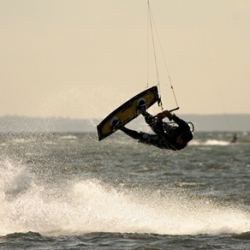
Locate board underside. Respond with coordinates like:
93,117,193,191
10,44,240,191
97,86,160,141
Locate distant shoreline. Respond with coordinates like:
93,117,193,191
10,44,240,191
0,114,249,132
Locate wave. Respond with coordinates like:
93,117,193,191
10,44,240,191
59,135,78,140
191,139,230,146
0,164,249,237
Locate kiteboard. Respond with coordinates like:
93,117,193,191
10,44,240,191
97,86,160,141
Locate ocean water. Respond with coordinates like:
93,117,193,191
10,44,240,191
0,131,250,249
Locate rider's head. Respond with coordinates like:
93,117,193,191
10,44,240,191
181,131,193,143
176,131,193,145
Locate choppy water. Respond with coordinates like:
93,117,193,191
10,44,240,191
0,131,250,249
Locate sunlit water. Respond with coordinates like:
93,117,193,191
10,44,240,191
0,131,250,249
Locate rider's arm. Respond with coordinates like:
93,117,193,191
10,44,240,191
155,119,177,150
156,110,172,122
157,110,190,131
171,115,190,130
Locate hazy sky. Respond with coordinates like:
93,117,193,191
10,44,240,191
1,0,250,119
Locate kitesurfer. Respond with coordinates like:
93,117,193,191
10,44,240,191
111,101,193,150
231,133,238,143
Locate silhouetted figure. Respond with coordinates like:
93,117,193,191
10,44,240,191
111,101,193,151
231,133,238,143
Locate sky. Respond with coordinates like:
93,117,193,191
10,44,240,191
1,0,250,119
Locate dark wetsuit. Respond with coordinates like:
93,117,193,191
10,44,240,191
120,111,192,150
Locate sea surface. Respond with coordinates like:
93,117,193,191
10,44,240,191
0,130,250,249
